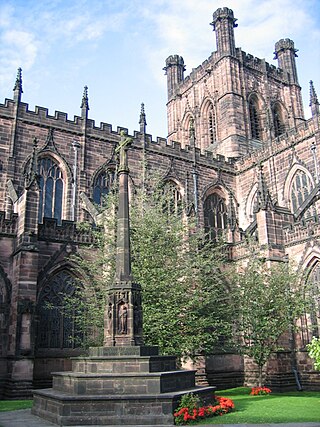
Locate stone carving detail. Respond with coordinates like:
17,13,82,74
118,303,128,334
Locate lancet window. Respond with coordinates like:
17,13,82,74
208,104,217,144
36,271,82,349
38,157,64,224
203,193,228,241
249,97,261,140
93,169,115,206
300,264,320,345
273,103,285,137
163,181,183,216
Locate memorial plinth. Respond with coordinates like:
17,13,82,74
32,134,216,425
32,346,215,425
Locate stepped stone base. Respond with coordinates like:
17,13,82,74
32,346,216,425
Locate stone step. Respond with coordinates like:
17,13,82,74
52,370,196,395
32,385,216,426
71,355,177,374
89,346,159,357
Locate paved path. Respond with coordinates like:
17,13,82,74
0,409,320,427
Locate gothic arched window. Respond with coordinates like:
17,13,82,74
203,193,228,241
36,271,82,349
301,263,320,345
38,157,64,224
273,103,285,137
208,103,217,144
93,169,115,206
249,97,261,140
163,181,183,216
290,169,315,217
309,264,320,338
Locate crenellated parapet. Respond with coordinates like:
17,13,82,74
283,219,320,247
236,116,317,172
38,218,98,244
0,211,18,236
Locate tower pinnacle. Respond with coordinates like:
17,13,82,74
309,80,319,117
211,7,237,57
274,39,299,84
139,103,147,134
13,67,23,103
80,85,89,119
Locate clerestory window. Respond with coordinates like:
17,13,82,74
290,169,315,217
38,157,63,224
163,181,183,216
93,169,115,206
204,193,228,241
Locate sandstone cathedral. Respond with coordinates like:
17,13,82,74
0,7,319,398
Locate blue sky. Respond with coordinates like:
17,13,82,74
0,0,319,138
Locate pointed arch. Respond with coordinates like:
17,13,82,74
162,178,184,216
200,98,217,150
245,182,259,222
203,186,228,241
248,94,262,140
36,266,84,350
298,253,320,345
284,164,315,216
272,101,286,137
182,113,195,146
92,162,116,207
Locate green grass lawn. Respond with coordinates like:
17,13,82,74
195,387,320,424
0,400,33,412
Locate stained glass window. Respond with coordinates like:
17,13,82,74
38,158,63,223
36,271,82,349
163,181,183,215
290,169,315,217
93,169,115,206
204,193,228,241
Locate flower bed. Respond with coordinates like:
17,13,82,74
250,386,272,396
174,394,235,425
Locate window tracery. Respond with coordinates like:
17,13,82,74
203,193,228,241
38,157,64,224
290,169,315,217
36,271,82,349
208,103,217,144
163,181,183,216
301,263,320,345
93,169,115,206
249,97,261,140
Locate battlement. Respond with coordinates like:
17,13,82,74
236,116,317,172
0,211,18,237
284,218,320,246
0,98,129,138
38,218,98,244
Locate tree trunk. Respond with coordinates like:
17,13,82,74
258,365,263,387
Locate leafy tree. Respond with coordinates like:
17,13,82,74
231,257,308,386
62,176,234,360
307,337,320,370
130,182,234,359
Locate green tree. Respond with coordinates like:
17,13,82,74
307,337,320,370
231,257,308,386
130,183,234,359
63,177,234,360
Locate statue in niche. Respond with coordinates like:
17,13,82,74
107,301,113,334
118,303,128,334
